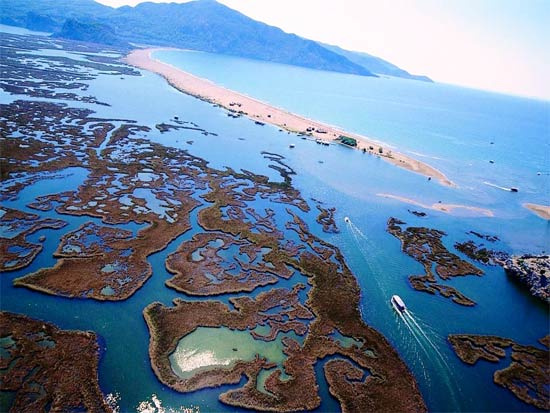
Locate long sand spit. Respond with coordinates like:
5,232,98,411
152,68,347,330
125,48,454,187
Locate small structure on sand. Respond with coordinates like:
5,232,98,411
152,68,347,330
337,135,357,147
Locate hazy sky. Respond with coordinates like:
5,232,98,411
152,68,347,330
97,0,550,100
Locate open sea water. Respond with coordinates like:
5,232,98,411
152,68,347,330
1,26,549,412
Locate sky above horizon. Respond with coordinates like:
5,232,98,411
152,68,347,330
97,0,550,100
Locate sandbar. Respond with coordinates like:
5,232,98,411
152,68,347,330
523,203,550,220
378,193,494,217
124,48,454,187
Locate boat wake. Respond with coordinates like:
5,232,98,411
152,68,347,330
344,216,389,295
393,299,460,410
483,181,517,192
344,217,460,410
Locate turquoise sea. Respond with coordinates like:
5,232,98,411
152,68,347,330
1,26,549,412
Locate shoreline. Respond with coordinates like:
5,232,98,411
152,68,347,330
124,48,455,187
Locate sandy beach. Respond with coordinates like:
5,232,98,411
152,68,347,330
124,48,454,187
523,203,550,220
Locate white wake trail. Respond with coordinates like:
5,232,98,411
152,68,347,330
345,216,459,408
402,310,460,409
405,310,452,370
345,218,388,295
483,181,513,192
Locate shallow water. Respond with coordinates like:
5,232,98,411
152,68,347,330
169,327,289,381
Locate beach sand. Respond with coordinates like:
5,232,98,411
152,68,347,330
124,48,454,187
377,193,494,217
523,203,550,220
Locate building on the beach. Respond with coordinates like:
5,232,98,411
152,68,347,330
338,135,357,147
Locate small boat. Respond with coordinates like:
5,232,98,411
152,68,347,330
289,144,295,148
391,295,406,313
510,187,519,192
344,216,350,223
255,121,265,126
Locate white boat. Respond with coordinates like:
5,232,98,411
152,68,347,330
344,216,350,223
391,295,406,313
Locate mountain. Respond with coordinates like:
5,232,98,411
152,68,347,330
1,0,374,77
0,0,432,80
0,0,111,25
24,11,59,32
320,42,433,82
109,0,376,76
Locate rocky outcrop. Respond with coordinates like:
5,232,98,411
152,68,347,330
503,255,549,302
454,240,509,266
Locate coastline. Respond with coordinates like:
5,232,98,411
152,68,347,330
523,203,550,220
124,48,455,187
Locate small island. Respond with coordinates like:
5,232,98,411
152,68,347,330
448,334,549,410
387,218,483,306
315,202,340,233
